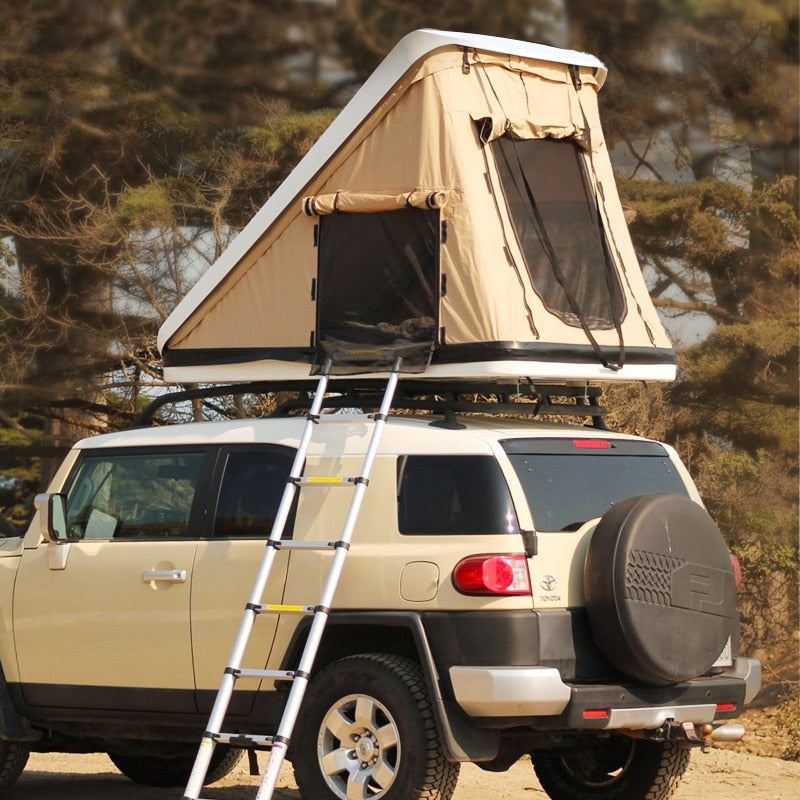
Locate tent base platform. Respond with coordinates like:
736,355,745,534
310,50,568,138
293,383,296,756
162,358,676,386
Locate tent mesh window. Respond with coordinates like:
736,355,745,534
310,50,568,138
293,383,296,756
315,206,440,372
492,135,626,330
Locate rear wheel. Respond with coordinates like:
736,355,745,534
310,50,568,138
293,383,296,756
292,653,459,800
531,736,689,800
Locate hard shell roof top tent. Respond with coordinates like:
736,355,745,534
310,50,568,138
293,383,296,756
157,29,675,386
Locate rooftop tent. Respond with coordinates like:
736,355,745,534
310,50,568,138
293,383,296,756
157,29,676,384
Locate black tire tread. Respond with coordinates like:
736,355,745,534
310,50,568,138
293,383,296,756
367,653,460,800
0,741,29,793
293,652,459,800
108,744,242,788
644,742,690,800
532,738,690,800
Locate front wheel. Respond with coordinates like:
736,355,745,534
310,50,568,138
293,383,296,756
531,736,689,800
0,741,29,795
108,744,242,788
292,653,460,800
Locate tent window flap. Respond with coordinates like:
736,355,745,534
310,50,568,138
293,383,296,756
315,207,440,372
492,135,626,331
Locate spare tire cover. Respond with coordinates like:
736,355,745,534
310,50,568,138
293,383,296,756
584,493,736,686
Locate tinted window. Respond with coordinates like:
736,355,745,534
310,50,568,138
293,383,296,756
214,450,294,538
397,455,519,535
502,439,688,532
66,451,206,539
492,136,626,330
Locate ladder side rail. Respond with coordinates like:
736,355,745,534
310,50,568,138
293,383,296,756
254,360,402,800
184,363,332,800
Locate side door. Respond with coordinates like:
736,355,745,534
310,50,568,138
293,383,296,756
191,445,296,715
13,447,209,713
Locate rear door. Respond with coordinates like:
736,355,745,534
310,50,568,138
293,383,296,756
191,445,296,715
501,437,690,608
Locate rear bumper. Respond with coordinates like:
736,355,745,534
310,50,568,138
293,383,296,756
449,656,760,730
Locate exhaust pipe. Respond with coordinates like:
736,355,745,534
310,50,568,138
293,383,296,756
708,723,746,742
681,721,746,744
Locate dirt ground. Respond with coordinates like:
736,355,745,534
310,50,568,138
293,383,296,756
8,708,800,800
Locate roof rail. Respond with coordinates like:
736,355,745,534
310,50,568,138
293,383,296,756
130,380,609,430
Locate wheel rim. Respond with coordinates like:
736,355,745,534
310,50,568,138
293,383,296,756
558,736,636,788
316,692,401,800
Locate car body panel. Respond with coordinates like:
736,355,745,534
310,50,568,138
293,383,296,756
13,538,197,710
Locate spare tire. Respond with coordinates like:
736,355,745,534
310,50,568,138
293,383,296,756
584,493,736,686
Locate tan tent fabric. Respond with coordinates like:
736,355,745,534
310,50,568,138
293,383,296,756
303,189,449,216
159,32,674,385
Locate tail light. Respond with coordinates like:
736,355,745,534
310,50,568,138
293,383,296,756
572,439,610,449
730,553,742,588
453,555,531,596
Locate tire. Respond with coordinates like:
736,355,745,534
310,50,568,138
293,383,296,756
532,736,689,800
0,741,29,795
584,493,737,685
108,744,242,788
292,653,460,800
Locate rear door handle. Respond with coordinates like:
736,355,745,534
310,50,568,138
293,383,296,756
142,569,187,583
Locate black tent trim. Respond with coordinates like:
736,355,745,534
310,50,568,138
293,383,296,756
162,342,675,370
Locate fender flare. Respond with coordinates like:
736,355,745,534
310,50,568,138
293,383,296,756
282,610,500,762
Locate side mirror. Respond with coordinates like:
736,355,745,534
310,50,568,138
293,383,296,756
34,493,68,542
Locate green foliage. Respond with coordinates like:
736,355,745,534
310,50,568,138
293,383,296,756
622,178,749,264
775,684,800,761
243,109,339,166
695,446,798,546
114,178,208,230
627,173,799,462
673,439,798,655
115,183,176,230
684,0,796,23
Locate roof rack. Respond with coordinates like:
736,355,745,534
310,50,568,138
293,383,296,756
131,379,609,430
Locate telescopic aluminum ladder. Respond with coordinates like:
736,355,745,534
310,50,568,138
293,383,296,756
183,357,402,800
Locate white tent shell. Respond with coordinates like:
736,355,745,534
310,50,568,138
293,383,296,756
157,29,675,385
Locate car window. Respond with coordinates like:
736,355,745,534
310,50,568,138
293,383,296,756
66,451,206,539
213,450,295,538
397,455,519,535
502,438,689,532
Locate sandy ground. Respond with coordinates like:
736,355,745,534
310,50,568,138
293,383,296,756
7,745,799,800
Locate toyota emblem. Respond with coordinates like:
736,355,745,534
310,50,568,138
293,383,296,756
539,574,557,591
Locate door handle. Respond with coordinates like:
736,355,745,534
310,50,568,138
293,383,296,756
142,569,187,583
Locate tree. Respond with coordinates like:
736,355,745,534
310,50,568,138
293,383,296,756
564,0,799,661
0,1,346,474
0,3,796,667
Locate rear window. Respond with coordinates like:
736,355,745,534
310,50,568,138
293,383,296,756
397,455,519,535
502,438,688,532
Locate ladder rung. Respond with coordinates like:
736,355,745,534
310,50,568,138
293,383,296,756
251,603,315,615
269,539,340,551
293,476,357,487
211,732,275,748
313,413,374,423
227,668,296,680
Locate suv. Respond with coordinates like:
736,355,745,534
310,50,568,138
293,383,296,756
3,387,759,800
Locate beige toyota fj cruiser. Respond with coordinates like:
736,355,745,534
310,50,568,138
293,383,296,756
2,384,759,800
